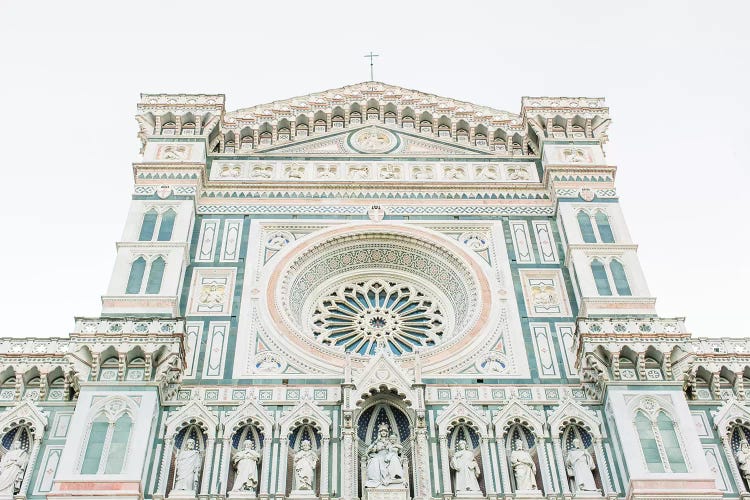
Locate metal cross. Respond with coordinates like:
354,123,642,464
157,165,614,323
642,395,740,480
364,52,379,81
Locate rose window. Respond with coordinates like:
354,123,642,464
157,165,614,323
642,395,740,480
311,279,445,355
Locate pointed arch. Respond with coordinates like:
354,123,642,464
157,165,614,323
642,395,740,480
436,400,489,438
492,399,546,439
547,399,602,440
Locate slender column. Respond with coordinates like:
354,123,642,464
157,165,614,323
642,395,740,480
276,436,290,497
20,437,42,496
218,437,232,495
439,435,452,499
494,439,511,494
536,438,553,494
320,436,330,499
157,437,175,495
593,439,614,495
414,427,431,500
260,436,273,498
722,435,746,493
341,428,356,500
479,437,496,496
552,439,570,495
201,437,216,495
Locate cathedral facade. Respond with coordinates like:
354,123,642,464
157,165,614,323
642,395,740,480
0,82,747,500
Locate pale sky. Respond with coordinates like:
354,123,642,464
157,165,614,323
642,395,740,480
0,1,747,339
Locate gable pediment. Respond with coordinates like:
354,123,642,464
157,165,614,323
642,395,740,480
252,125,493,157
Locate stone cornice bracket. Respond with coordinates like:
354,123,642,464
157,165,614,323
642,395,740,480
520,97,611,141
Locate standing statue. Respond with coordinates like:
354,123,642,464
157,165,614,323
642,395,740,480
565,438,598,492
232,440,261,493
173,438,202,493
450,439,481,493
510,439,538,491
0,441,28,495
293,440,318,491
365,423,405,487
737,442,750,483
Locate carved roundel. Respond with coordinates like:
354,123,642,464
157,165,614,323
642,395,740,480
271,227,486,360
347,127,399,154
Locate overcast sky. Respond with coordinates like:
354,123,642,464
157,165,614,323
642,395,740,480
0,1,747,339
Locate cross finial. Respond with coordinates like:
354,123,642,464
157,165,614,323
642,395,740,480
364,51,379,81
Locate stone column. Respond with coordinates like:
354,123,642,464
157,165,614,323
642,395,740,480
552,439,570,495
479,437,496,496
218,437,232,495
494,439,511,494
536,438,553,494
157,437,175,495
439,435,452,499
260,436,273,498
722,435,746,493
414,427,432,500
341,428,356,500
276,436,290,497
20,437,42,496
201,437,216,495
320,436,330,500
592,439,614,495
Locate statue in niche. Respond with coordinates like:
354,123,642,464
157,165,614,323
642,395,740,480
737,442,750,484
450,439,481,494
510,438,537,491
365,423,405,488
232,440,261,493
565,438,598,493
0,441,28,495
173,438,202,493
293,439,318,491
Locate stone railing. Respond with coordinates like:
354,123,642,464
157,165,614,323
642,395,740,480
0,338,71,356
577,317,688,336
73,317,184,336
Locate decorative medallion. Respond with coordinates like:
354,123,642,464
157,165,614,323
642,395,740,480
348,127,399,154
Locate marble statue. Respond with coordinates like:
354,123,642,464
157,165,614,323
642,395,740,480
0,441,28,495
737,442,750,483
510,439,537,491
565,439,598,492
174,438,202,493
450,439,481,493
232,440,261,493
293,440,318,491
365,423,405,488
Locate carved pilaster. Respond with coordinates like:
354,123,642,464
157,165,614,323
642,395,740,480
593,439,614,495
276,436,290,496
320,436,330,500
157,437,175,495
479,437,496,496
552,439,570,496
439,435,452,499
260,436,273,498
201,437,216,495
341,428,356,500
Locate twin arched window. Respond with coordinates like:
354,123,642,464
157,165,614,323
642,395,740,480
590,259,632,296
81,413,133,474
126,256,165,294
577,211,615,243
634,410,686,473
139,208,176,242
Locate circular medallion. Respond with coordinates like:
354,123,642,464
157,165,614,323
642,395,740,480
348,127,399,154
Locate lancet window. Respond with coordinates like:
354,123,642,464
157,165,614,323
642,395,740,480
590,258,632,297
577,210,615,243
139,208,176,242
126,255,166,295
633,403,687,473
80,399,134,475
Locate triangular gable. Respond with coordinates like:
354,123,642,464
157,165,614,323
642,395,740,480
546,398,602,439
353,351,415,406
278,400,331,438
435,399,490,437
711,398,750,436
222,398,275,438
0,399,48,437
164,399,219,439
250,124,493,157
492,398,546,438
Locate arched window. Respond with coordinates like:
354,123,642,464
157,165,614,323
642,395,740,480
145,257,165,294
296,123,309,137
619,354,638,380
240,136,254,151
657,412,687,472
591,259,612,296
609,260,631,296
635,408,687,473
224,141,235,154
474,134,487,146
332,115,344,128
259,131,272,145
47,376,65,401
577,211,596,243
82,413,133,474
384,111,397,125
157,209,176,241
595,212,615,243
161,122,176,135
139,210,158,241
644,355,663,380
314,120,327,133
420,120,433,133
366,108,379,121
635,412,662,472
278,128,291,141
126,257,146,294
437,124,451,138
456,129,469,142
402,116,415,129
349,112,362,125
181,122,196,135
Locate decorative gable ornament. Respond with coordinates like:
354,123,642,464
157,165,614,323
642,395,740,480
546,398,602,440
711,398,750,436
353,350,416,406
221,398,275,440
164,398,219,439
278,400,332,438
0,399,48,438
493,398,547,438
435,399,490,437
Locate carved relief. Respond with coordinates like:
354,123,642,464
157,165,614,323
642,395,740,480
157,144,192,161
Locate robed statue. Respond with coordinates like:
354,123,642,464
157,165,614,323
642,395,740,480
565,438,598,493
510,439,538,491
0,441,28,495
450,439,481,493
174,438,202,493
232,440,261,493
293,439,318,491
365,423,405,488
